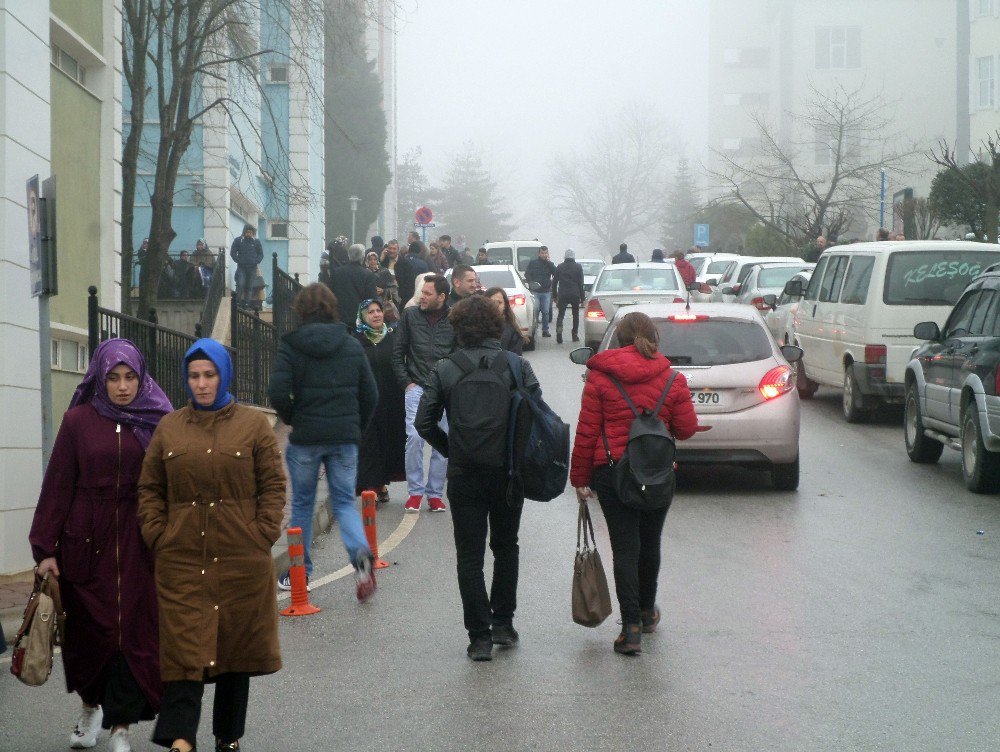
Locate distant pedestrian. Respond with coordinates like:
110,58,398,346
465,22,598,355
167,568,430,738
438,234,460,268
269,285,379,598
448,264,479,307
570,312,698,655
382,239,417,305
650,248,665,262
318,250,332,288
553,249,585,344
415,294,541,661
670,250,696,287
611,242,635,264
876,228,890,241
368,235,385,260
366,251,381,273
328,243,378,324
476,247,489,265
354,299,406,504
392,274,457,512
229,224,263,307
192,239,215,289
525,246,557,338
485,286,525,354
30,339,171,752
406,241,431,275
139,338,285,752
427,242,449,274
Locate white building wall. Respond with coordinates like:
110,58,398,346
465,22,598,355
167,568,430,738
969,2,1000,155
0,0,50,574
365,0,397,241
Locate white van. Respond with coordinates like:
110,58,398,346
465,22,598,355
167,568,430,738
789,241,1000,422
482,240,544,274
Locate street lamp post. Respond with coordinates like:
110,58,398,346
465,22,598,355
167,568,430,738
349,195,360,245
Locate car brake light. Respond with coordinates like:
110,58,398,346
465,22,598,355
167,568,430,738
672,297,686,303
698,283,713,293
668,314,709,322
759,365,793,400
865,344,887,381
586,298,605,320
751,296,769,311
731,284,741,294
509,294,526,307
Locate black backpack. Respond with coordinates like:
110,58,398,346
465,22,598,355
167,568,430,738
601,373,678,511
447,351,514,468
506,354,570,502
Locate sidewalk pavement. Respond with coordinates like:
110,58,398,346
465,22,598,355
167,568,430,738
0,416,333,647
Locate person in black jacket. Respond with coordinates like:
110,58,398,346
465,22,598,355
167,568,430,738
415,295,541,661
484,286,524,354
328,243,378,324
524,246,557,337
611,242,635,264
381,240,417,305
268,283,380,600
392,274,457,512
553,248,585,344
230,224,264,307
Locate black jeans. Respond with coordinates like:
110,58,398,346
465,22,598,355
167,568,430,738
556,301,580,336
447,467,524,641
592,465,670,625
78,653,155,729
152,673,250,748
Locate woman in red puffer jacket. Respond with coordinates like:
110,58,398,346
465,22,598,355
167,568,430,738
571,311,698,655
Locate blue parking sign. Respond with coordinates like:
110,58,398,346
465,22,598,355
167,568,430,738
694,224,710,248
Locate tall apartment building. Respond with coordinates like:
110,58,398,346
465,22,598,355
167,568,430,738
970,0,1000,154
707,0,964,234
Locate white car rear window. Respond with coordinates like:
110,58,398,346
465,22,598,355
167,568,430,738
596,269,678,292
477,269,516,288
655,319,772,366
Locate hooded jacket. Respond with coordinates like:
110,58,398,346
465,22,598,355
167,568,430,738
570,345,698,487
553,259,585,303
268,322,378,445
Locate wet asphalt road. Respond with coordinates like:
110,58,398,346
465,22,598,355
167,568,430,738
2,336,999,751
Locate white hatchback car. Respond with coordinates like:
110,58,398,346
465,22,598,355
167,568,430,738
571,302,803,490
470,264,539,349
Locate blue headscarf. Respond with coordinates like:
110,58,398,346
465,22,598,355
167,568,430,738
183,338,235,411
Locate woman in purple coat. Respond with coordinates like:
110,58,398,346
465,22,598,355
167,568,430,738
30,339,172,752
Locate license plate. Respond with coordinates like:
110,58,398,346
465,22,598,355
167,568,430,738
691,390,721,406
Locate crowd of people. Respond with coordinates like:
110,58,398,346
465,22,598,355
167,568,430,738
18,227,713,750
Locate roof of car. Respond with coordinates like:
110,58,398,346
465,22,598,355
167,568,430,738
822,240,1000,254
608,302,765,323
597,262,678,270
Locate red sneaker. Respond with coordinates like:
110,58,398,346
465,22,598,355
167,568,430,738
404,495,422,512
427,497,447,512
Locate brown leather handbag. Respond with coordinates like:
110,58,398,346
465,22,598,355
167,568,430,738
10,571,65,686
572,503,612,627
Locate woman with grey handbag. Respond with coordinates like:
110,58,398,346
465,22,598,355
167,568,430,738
570,312,698,655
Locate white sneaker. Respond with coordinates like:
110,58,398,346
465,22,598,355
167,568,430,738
69,705,103,748
109,728,132,752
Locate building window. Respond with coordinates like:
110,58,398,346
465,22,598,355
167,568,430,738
268,63,289,83
268,221,289,239
50,339,61,369
978,0,994,16
977,56,995,109
77,343,89,372
816,27,861,70
51,43,87,86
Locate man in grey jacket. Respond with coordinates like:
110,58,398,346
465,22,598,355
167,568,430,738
392,274,457,512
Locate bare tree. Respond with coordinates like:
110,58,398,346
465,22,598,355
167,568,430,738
547,107,675,253
905,197,941,239
931,131,1000,241
708,83,917,245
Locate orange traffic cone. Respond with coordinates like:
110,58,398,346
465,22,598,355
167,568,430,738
361,490,390,569
280,527,321,616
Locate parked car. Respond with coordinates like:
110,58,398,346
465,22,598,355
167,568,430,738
734,262,815,311
695,253,741,284
482,240,544,274
762,271,813,344
583,263,686,350
905,264,1000,491
712,256,806,302
790,240,1000,423
576,259,606,295
472,264,539,350
570,302,803,490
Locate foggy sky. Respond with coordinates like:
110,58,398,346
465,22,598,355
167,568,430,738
395,1,709,252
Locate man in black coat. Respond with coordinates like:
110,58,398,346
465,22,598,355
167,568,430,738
382,239,417,305
525,246,557,338
328,243,377,324
611,242,635,264
552,248,585,344
230,224,264,307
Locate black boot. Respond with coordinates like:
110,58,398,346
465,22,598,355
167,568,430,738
572,333,580,342
614,623,642,655
556,329,563,344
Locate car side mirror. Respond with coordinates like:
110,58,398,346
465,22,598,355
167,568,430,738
913,321,941,341
783,279,804,298
721,286,735,296
780,344,803,363
687,283,700,292
705,278,718,286
528,281,541,292
762,294,777,309
569,347,594,365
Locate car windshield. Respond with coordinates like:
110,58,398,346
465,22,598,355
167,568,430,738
706,260,732,275
477,269,517,288
758,266,809,288
655,319,773,366
579,261,605,276
688,257,709,273
487,247,513,264
884,250,1000,305
595,268,679,292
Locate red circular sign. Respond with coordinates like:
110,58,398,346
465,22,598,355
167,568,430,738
415,206,433,224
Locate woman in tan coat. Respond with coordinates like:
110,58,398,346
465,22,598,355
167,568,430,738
139,338,284,752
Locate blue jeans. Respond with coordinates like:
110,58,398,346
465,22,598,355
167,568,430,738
235,264,256,304
534,292,552,333
404,385,448,498
285,443,370,578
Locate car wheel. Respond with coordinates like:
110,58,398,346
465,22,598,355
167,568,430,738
771,457,799,491
961,407,1000,493
904,383,943,463
842,365,871,423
